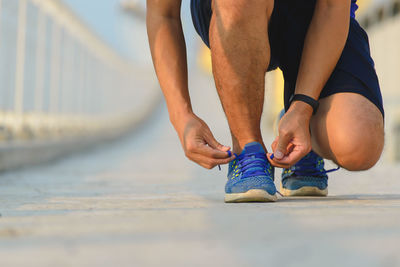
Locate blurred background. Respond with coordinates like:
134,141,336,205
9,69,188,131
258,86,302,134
0,0,399,266
0,0,162,169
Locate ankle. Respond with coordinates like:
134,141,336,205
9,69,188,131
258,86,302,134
232,138,265,154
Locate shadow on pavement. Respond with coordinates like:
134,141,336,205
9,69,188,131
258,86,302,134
278,194,400,202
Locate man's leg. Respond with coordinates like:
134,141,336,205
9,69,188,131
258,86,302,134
310,92,384,171
209,0,273,154
208,0,278,202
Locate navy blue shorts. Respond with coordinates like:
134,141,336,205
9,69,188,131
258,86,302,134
191,0,384,117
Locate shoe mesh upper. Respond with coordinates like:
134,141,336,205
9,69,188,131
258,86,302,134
226,142,276,195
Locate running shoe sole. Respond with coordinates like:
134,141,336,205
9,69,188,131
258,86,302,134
225,189,277,203
280,184,328,197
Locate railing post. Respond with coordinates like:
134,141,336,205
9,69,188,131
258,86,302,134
49,21,60,114
0,0,3,114
34,7,46,113
14,0,28,116
78,44,85,116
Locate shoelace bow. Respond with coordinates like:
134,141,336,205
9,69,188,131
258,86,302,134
232,152,271,177
289,152,339,177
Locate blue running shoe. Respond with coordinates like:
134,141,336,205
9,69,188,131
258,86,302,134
225,142,277,203
281,151,339,197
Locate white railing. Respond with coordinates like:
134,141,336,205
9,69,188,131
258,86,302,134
0,0,158,142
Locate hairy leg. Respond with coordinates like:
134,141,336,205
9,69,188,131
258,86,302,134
209,0,273,154
310,92,384,171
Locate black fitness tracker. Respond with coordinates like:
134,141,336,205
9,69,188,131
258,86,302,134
289,94,319,115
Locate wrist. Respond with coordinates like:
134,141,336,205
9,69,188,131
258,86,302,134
288,100,314,120
289,93,319,116
169,108,195,130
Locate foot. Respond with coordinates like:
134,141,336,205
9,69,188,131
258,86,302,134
281,151,329,197
225,142,277,203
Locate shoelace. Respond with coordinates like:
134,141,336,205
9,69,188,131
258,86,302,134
232,152,271,178
289,152,339,177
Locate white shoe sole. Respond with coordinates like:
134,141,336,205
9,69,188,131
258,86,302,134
280,185,328,197
225,189,277,203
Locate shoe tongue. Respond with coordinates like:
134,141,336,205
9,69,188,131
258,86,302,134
241,142,265,155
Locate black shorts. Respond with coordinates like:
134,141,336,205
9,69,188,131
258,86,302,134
190,0,384,117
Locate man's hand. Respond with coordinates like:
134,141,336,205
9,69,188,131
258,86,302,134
175,113,235,169
267,102,313,168
266,0,350,169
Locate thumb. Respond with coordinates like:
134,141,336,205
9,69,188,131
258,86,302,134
204,134,230,152
271,136,279,152
274,133,292,160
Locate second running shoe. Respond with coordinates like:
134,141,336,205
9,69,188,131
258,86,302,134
281,151,335,196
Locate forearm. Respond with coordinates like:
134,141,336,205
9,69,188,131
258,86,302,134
146,12,193,126
292,1,351,115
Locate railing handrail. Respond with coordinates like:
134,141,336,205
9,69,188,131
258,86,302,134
32,0,133,72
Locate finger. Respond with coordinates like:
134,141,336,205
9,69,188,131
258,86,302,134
274,132,292,160
188,153,214,169
192,153,236,169
287,143,295,152
271,147,308,166
204,133,230,152
276,151,306,165
195,143,233,159
210,156,236,166
267,153,291,168
271,137,278,151
271,137,294,156
219,146,231,152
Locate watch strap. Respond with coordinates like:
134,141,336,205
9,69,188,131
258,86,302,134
289,94,319,115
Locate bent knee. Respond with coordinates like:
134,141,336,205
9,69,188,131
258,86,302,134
337,150,382,171
212,0,273,26
313,92,385,171
334,129,384,171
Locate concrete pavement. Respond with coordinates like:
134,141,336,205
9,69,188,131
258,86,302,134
0,71,399,267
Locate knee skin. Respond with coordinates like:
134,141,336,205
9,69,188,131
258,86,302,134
310,93,384,171
332,123,384,171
